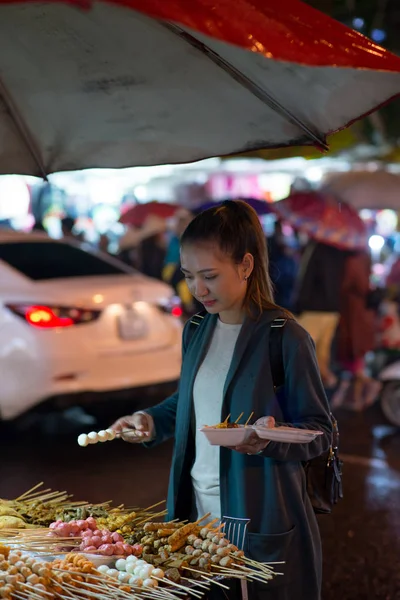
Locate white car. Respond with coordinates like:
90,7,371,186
0,230,183,420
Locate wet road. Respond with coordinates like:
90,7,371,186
1,400,399,599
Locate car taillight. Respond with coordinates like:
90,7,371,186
6,304,101,329
158,297,183,318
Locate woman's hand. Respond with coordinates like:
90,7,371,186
109,412,154,443
231,416,275,455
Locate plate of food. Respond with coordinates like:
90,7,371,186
200,414,255,446
253,425,324,444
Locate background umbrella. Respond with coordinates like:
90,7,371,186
270,191,367,250
194,198,272,216
119,202,179,227
322,171,400,210
1,0,400,176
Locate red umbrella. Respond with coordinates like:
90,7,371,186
119,202,179,227
270,192,367,251
0,0,400,175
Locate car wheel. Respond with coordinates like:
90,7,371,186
380,382,400,427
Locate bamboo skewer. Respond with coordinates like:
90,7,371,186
14,482,45,501
234,412,244,424
182,567,230,590
244,411,254,426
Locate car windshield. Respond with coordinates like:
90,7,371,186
0,241,131,280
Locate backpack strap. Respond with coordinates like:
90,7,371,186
183,311,207,348
269,317,287,390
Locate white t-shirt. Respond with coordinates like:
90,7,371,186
191,319,242,521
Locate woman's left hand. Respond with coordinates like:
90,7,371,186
230,417,275,455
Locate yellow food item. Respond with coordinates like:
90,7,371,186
0,515,26,529
0,505,24,519
168,524,198,552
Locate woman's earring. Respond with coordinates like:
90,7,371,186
244,275,248,281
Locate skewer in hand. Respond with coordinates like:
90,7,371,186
77,428,140,447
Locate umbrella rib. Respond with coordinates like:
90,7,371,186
162,22,329,152
0,75,48,179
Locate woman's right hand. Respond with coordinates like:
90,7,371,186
109,412,154,443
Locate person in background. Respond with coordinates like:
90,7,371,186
117,215,167,279
98,233,110,254
61,216,85,242
61,216,76,238
110,200,332,600
332,251,381,410
163,209,198,315
267,220,298,310
294,240,347,388
32,219,47,233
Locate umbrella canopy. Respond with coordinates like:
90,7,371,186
322,171,400,210
270,192,367,251
195,198,272,216
119,201,180,227
1,0,400,176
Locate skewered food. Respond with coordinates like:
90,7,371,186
48,517,142,557
77,428,116,447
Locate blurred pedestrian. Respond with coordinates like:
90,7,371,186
294,241,347,388
267,220,298,310
117,215,167,279
61,216,76,238
332,251,381,410
163,209,198,315
111,200,332,600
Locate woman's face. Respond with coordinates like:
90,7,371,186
180,243,253,323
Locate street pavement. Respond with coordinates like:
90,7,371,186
0,400,399,599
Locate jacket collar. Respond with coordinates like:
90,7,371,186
185,308,284,420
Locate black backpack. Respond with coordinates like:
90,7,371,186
188,313,343,515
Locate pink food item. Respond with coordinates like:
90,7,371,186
69,524,80,535
83,546,98,553
47,531,58,538
92,530,102,537
112,532,123,544
81,530,93,539
114,542,125,554
76,520,87,530
56,524,72,537
132,544,143,556
90,536,102,548
80,538,95,550
122,544,133,555
86,517,97,530
98,544,114,556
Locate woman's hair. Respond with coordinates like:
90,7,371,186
180,200,287,318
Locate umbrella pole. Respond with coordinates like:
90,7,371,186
0,75,48,180
163,23,330,152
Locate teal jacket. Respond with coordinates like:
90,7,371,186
146,310,332,600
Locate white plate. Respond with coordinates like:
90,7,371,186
199,425,254,446
254,426,324,444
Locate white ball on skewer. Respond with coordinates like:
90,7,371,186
115,559,127,571
125,555,138,563
143,578,158,588
152,568,165,579
96,565,109,574
118,572,131,583
129,576,143,587
97,430,109,442
77,434,89,447
87,431,99,444
125,562,136,574
105,428,116,441
107,569,119,579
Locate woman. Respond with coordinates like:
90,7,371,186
332,251,380,410
111,201,332,600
